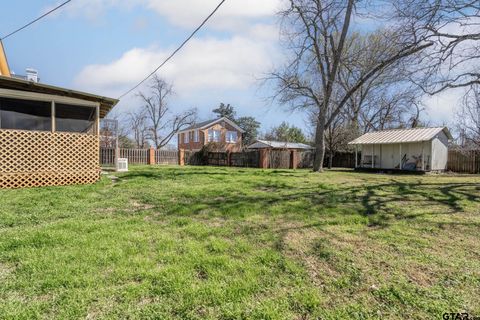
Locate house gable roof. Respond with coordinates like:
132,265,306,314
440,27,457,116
178,117,245,134
247,140,314,150
348,127,453,145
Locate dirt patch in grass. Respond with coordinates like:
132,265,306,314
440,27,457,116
0,262,14,280
127,200,155,212
282,227,340,287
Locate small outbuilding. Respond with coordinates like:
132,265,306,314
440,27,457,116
348,127,452,172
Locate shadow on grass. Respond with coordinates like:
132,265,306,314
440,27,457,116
118,167,479,229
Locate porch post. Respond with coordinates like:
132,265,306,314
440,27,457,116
51,101,56,133
360,145,364,167
355,145,358,168
422,142,425,171
96,105,100,136
399,144,402,170
372,144,375,168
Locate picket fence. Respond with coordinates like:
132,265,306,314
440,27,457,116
100,148,178,166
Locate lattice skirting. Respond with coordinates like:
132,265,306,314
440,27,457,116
0,171,100,189
0,129,100,189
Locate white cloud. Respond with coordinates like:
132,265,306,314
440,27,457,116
422,88,464,126
44,0,138,20
74,33,280,98
146,0,283,30
47,0,283,30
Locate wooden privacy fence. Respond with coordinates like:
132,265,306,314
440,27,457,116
183,149,293,169
182,148,480,173
447,149,480,173
100,147,178,166
101,147,480,173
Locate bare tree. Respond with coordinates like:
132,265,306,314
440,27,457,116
392,0,480,94
359,88,426,132
137,75,197,149
324,113,356,169
456,85,480,148
338,32,427,132
126,108,149,149
271,0,433,172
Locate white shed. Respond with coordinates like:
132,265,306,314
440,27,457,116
348,127,452,172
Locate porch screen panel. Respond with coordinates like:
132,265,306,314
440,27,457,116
55,103,96,134
0,97,51,131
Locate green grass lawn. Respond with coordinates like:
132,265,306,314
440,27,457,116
0,166,479,319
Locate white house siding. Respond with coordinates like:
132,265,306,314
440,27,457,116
380,144,397,169
401,142,432,170
431,131,449,170
361,142,432,170
361,144,382,168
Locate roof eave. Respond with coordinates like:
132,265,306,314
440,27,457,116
0,75,118,118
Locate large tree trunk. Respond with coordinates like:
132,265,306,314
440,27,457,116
313,114,326,172
328,150,333,169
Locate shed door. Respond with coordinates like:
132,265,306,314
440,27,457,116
381,144,396,169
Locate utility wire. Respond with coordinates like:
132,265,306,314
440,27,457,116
118,0,227,99
1,0,73,41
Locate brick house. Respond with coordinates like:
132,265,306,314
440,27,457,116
177,117,245,151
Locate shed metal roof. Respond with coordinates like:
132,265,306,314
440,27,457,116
348,127,452,145
248,140,314,150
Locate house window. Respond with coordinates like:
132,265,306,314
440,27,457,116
55,103,96,134
193,130,199,142
226,131,237,143
184,132,189,143
0,97,51,131
208,129,221,142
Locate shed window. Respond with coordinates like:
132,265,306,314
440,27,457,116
55,103,96,134
208,129,220,142
0,97,51,131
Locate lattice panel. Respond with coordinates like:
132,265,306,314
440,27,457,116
0,129,100,189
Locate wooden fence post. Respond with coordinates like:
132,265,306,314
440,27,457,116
227,151,232,167
179,149,185,166
259,149,269,169
290,150,298,169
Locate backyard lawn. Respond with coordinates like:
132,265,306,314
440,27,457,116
0,166,479,319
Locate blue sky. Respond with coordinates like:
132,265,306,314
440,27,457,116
1,0,457,139
1,0,308,137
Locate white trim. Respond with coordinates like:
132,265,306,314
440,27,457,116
226,130,238,143
178,117,245,134
207,129,221,142
0,88,99,107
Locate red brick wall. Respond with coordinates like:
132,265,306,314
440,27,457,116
177,121,243,151
178,130,205,151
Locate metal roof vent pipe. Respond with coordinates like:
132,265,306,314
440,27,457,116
26,68,39,83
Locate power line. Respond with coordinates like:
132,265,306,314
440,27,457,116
118,0,227,99
1,0,73,41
